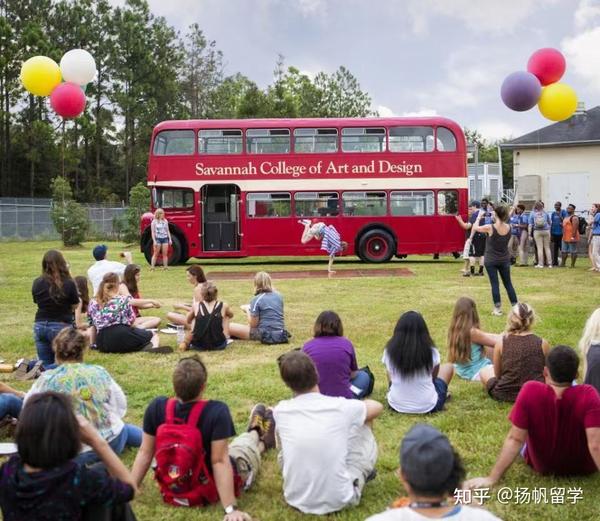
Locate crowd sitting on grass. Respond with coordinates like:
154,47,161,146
3,246,600,520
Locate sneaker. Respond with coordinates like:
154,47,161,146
491,308,503,316
535,264,544,269
462,272,471,277
547,265,553,269
261,408,276,450
248,403,266,436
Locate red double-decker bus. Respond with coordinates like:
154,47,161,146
140,117,467,264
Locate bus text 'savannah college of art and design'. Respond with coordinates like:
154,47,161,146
139,117,467,265
194,159,424,177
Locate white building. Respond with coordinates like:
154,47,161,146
501,104,599,212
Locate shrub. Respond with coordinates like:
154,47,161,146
50,177,90,246
123,182,150,244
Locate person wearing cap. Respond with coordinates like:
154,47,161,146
465,345,600,491
274,350,382,515
87,245,133,296
366,424,501,521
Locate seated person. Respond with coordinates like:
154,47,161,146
167,265,207,328
274,350,382,515
366,424,501,521
25,328,142,459
0,392,136,520
302,310,373,399
179,281,234,352
579,307,600,393
0,382,24,422
383,311,454,414
131,355,274,520
466,345,600,490
118,264,161,329
479,303,549,402
229,272,289,344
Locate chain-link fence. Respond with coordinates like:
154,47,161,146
0,198,127,240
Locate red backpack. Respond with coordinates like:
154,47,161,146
154,399,223,507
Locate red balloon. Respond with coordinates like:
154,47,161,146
50,82,86,118
527,48,566,86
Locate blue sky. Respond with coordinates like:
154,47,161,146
117,0,600,141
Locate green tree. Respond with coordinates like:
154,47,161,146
123,181,150,243
50,176,89,246
313,66,374,117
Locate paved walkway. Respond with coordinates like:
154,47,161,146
206,268,414,280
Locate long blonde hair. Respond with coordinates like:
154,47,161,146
96,272,120,308
154,208,165,220
579,308,600,376
254,271,273,294
447,297,480,364
506,303,535,335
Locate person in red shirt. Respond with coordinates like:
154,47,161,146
465,345,600,490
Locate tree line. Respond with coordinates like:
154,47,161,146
0,0,375,201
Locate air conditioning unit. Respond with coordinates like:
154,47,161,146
516,175,541,203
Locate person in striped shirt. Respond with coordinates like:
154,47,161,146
300,220,347,274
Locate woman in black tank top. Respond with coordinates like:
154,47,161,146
473,204,518,316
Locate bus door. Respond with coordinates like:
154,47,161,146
201,184,243,252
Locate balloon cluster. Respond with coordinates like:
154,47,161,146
501,48,578,122
20,50,96,119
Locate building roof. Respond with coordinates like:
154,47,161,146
501,105,600,149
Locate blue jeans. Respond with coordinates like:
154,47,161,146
108,424,143,454
485,262,518,308
429,378,449,413
33,321,72,367
0,394,23,419
350,369,373,399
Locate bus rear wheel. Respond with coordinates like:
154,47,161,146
143,234,182,266
358,229,395,263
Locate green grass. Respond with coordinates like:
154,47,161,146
1,241,599,521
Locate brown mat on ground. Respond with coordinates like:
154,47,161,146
205,268,414,280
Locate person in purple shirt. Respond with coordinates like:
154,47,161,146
302,311,373,399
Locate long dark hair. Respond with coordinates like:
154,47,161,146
74,276,90,313
385,311,435,376
41,250,72,300
123,264,140,296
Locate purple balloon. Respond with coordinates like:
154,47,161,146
501,71,541,112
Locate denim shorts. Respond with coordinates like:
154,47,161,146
155,237,169,245
561,241,577,253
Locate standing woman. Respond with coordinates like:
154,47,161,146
118,264,161,329
87,273,168,354
32,250,80,368
382,311,454,414
589,203,600,272
166,265,207,327
150,208,172,271
473,204,518,316
528,201,552,268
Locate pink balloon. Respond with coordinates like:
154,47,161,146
527,48,566,86
50,82,86,118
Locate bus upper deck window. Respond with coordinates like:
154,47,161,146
153,130,195,155
198,129,243,154
436,127,457,152
341,128,385,153
389,127,434,152
294,128,338,153
247,129,290,154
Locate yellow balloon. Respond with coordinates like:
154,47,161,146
20,56,62,97
537,83,578,121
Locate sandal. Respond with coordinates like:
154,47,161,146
13,358,32,380
16,360,43,381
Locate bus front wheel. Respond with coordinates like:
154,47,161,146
358,229,395,263
143,234,182,266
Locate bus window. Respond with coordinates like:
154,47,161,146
436,127,457,152
294,128,338,153
295,192,339,217
247,193,291,217
342,192,386,216
155,188,195,209
389,127,434,152
390,191,434,216
341,127,385,153
246,129,290,154
198,129,243,154
437,190,458,215
153,130,195,155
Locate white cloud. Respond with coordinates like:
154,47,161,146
295,0,325,17
474,121,522,142
574,0,600,30
377,105,397,117
563,1,600,90
406,0,557,35
402,108,438,117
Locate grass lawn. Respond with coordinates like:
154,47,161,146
1,240,599,521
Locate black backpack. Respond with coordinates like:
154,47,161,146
572,215,587,235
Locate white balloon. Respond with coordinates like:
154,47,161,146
60,49,96,85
